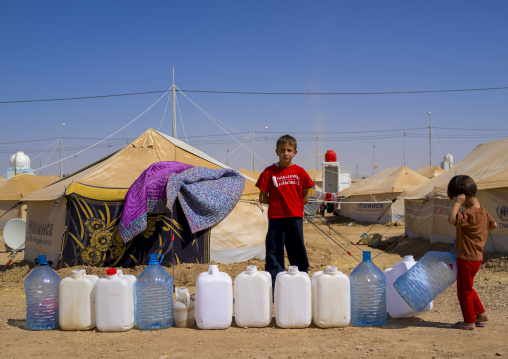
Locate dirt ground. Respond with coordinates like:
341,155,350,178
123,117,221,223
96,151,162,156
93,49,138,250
1,216,507,359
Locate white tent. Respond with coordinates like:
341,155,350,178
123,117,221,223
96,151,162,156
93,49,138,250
404,137,508,253
340,166,429,223
21,129,266,265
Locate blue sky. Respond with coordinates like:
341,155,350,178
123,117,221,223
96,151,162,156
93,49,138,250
1,1,507,178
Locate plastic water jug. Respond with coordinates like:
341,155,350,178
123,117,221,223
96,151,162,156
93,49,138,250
195,265,233,329
311,266,350,328
384,255,433,318
394,251,457,311
136,254,174,330
274,266,311,329
59,269,99,330
350,251,387,327
234,265,272,328
173,287,195,328
24,255,61,330
95,268,136,332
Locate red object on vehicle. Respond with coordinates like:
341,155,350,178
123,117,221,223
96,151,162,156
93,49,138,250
325,150,337,162
325,193,332,201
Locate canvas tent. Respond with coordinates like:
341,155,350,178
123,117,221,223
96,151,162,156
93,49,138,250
339,166,429,223
404,137,508,254
21,129,266,267
0,174,59,251
238,168,260,181
311,169,323,191
415,165,446,179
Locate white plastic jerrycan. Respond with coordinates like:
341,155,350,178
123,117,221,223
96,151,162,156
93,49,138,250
173,287,195,328
195,265,233,329
59,269,99,330
384,255,433,318
311,266,350,328
95,268,136,332
234,265,272,328
275,266,312,329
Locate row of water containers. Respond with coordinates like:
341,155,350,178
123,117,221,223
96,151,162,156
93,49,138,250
25,251,457,331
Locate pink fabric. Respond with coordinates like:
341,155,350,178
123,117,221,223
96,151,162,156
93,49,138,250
118,161,193,242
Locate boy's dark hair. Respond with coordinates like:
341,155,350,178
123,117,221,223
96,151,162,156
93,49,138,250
447,175,477,199
276,134,297,150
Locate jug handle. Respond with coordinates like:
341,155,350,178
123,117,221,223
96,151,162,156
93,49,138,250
155,254,164,263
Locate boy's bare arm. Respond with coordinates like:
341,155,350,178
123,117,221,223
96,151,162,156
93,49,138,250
302,188,310,204
490,220,497,229
448,195,466,225
259,191,269,204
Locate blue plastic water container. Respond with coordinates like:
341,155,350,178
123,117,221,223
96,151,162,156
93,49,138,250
393,251,457,311
136,254,174,330
350,251,387,327
24,255,61,330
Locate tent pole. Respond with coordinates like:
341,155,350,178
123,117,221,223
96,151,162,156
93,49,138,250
172,67,177,139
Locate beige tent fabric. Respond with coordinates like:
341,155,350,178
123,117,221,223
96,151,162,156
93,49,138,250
339,166,428,224
0,174,59,201
340,166,428,197
239,168,253,177
22,128,267,263
24,200,67,264
210,201,266,263
0,175,60,250
404,137,508,253
312,169,322,182
415,165,446,179
405,137,508,200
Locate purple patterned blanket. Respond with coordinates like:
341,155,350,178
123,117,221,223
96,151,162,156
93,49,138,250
166,167,245,234
118,161,193,243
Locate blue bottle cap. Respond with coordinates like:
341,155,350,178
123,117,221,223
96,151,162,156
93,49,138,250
362,251,371,261
148,253,164,265
38,255,48,265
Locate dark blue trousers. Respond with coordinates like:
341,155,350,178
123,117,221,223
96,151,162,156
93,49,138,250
265,217,309,290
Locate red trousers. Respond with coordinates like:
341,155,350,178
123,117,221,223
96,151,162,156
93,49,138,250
456,258,485,323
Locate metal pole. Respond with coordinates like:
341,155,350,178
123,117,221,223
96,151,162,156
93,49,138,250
60,123,65,177
172,67,177,138
404,128,406,167
265,126,268,168
252,121,255,172
227,146,229,166
428,112,432,166
372,144,375,175
316,135,318,170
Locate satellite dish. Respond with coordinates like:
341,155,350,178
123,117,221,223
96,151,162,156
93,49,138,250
3,218,26,250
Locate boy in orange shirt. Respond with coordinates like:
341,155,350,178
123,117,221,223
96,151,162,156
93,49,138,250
447,175,497,330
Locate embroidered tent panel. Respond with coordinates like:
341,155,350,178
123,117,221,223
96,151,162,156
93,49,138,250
60,193,209,268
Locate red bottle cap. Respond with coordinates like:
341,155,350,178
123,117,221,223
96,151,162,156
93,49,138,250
106,268,117,276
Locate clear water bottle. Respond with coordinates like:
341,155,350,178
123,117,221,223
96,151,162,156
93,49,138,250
136,253,174,330
393,251,457,311
24,255,61,330
350,251,387,327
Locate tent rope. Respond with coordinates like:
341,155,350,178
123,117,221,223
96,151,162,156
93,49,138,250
304,216,361,263
355,197,397,244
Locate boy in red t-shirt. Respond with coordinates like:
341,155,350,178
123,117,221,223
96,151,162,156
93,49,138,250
447,175,497,330
255,134,315,289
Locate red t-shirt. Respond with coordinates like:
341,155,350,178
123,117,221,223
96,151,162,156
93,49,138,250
256,164,314,219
